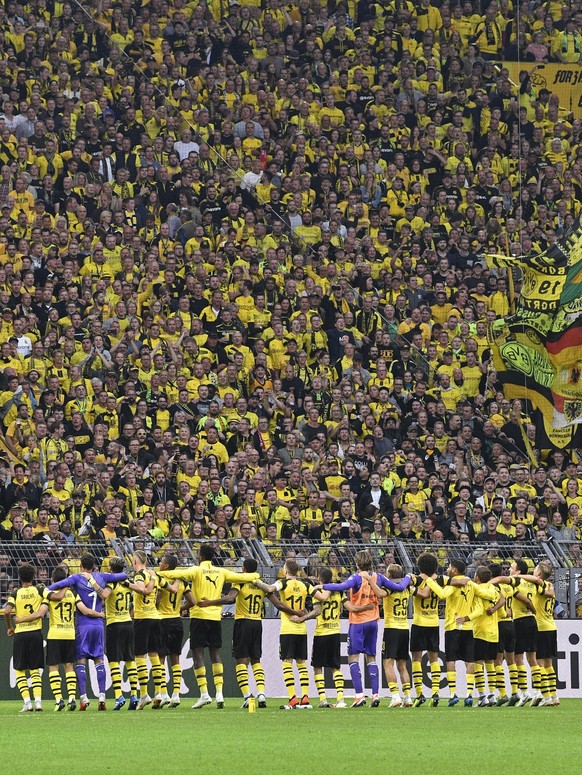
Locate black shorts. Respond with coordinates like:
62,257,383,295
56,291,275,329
514,616,538,655
106,622,135,662
497,620,516,654
190,618,222,650
134,618,162,656
410,625,440,654
311,633,341,669
13,630,44,671
445,629,474,663
474,638,498,662
382,628,410,661
233,619,262,661
160,618,184,658
536,630,558,660
46,638,76,666
280,633,307,662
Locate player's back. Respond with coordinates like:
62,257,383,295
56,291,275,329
412,575,445,627
472,582,500,642
157,578,189,619
45,588,76,639
383,587,410,630
315,591,343,636
133,568,159,620
511,577,537,619
349,574,379,623
533,583,556,631
442,580,472,631
496,582,515,622
190,562,228,621
278,577,314,634
105,581,133,624
67,574,103,622
234,581,266,621
10,586,43,633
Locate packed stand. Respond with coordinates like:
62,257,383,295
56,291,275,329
0,0,582,610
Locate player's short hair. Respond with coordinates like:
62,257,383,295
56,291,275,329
285,559,299,576
537,560,552,580
354,549,372,571
319,567,332,584
417,552,438,576
199,544,215,562
243,558,258,573
133,550,147,566
514,558,528,574
449,558,466,575
52,565,68,582
476,566,492,583
18,563,35,583
387,563,403,579
162,554,178,570
80,553,96,571
109,557,125,573
489,563,502,576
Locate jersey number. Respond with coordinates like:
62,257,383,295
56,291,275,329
322,599,339,621
115,591,132,613
244,593,263,616
55,601,73,622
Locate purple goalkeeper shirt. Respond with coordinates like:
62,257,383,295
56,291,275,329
49,572,127,626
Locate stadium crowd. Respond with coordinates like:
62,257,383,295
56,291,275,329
0,0,582,615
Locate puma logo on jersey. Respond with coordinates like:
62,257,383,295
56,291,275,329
205,576,217,588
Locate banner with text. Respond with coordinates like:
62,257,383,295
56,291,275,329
503,62,582,119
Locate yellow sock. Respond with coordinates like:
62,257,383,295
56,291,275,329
252,662,265,694
466,672,475,697
388,681,399,695
283,661,296,700
171,663,182,694
126,661,138,695
402,681,411,697
333,669,344,702
136,656,149,694
430,661,441,696
297,663,309,696
509,664,518,694
446,670,456,696
30,669,42,701
314,672,326,701
49,670,62,702
15,670,30,702
109,661,122,697
194,666,208,695
541,666,551,697
517,664,527,693
475,663,485,693
150,654,167,694
531,664,541,693
236,664,250,696
65,670,76,701
412,660,423,696
547,665,556,697
496,666,507,697
485,662,496,694
212,663,224,693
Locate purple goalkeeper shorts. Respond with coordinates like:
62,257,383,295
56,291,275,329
76,621,105,660
347,621,378,657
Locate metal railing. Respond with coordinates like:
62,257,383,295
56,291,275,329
1,538,580,616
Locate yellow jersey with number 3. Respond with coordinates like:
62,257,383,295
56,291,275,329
7,585,43,633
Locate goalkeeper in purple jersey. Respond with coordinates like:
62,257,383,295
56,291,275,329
49,553,128,711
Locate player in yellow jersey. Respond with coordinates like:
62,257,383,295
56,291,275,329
454,566,504,707
365,564,414,708
102,557,139,711
516,561,559,707
422,558,477,707
198,557,292,709
489,563,518,706
157,554,196,707
157,542,259,709
288,567,350,709
126,550,167,709
256,557,327,710
4,563,45,712
410,553,445,707
21,565,86,712
492,559,542,706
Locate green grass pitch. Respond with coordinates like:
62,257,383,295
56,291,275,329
2,699,580,775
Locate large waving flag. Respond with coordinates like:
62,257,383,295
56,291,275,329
485,217,582,450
